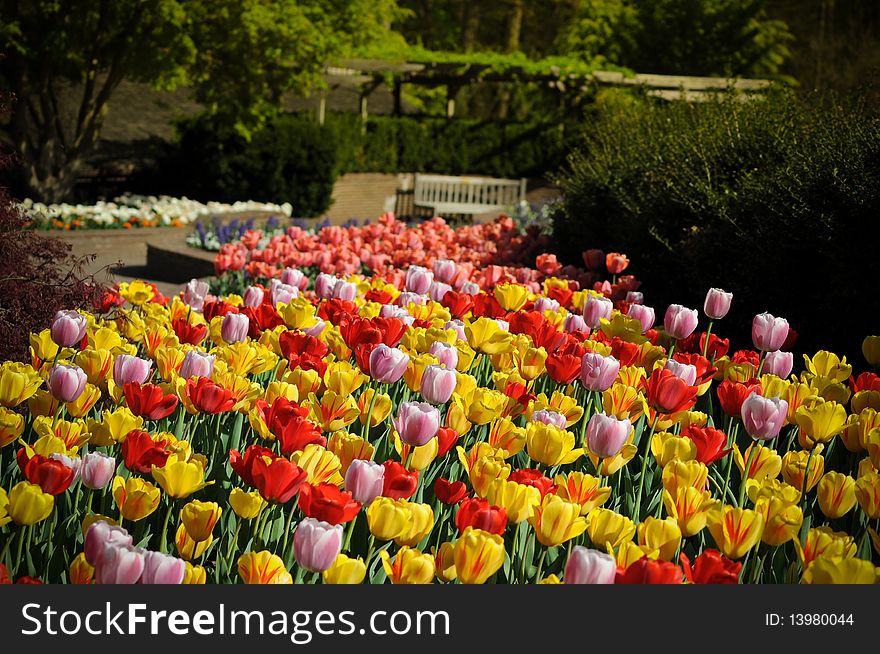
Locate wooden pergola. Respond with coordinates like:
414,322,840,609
318,58,773,123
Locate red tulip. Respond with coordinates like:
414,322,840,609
546,352,582,385
298,482,361,525
123,382,179,420
644,368,698,415
441,291,474,319
242,303,284,338
681,425,731,465
507,468,556,497
265,397,326,456
171,318,208,346
317,298,358,325
229,444,278,488
680,549,741,584
716,379,762,417
278,331,329,362
121,429,170,474
252,456,308,504
381,460,419,500
434,478,468,504
435,427,460,457
471,293,506,319
615,558,684,584
671,352,717,386
455,498,507,535
18,450,75,495
185,377,235,414
202,300,239,322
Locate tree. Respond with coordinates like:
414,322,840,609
0,0,406,202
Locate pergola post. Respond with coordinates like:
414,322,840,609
318,89,327,126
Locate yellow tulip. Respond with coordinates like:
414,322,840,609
586,508,636,549
29,329,66,365
554,472,611,515
112,476,160,521
494,283,530,311
238,551,292,584
433,542,457,583
453,527,506,584
290,444,344,486
323,554,367,584
733,443,782,483
75,348,114,386
531,390,584,427
6,481,54,525
817,472,857,519
636,517,682,561
228,487,266,520
513,346,547,381
794,527,857,568
183,561,207,584
862,336,880,368
745,477,802,505
616,541,659,570
444,399,472,436
87,407,144,446
706,506,764,559
602,383,647,421
855,470,880,518
324,361,367,396
27,389,59,418
802,556,879,584
69,552,95,584
781,449,824,493
0,487,9,528
279,298,318,329
394,502,434,547
328,431,374,475
467,455,511,498
393,432,438,471
65,383,101,418
795,401,847,449
465,317,513,355
175,524,212,560
662,487,719,537
0,361,43,407
661,459,709,496
305,390,360,432
466,387,508,425
485,478,541,523
651,431,697,468
282,367,323,398
0,407,25,448
487,417,527,457
803,351,852,383
402,353,439,393
152,454,211,499
525,421,582,467
356,388,393,428
367,497,412,541
380,547,435,584
264,380,300,405
180,500,222,542
118,280,155,305
754,497,802,547
529,494,588,547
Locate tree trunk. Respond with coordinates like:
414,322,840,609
497,0,525,120
461,3,481,52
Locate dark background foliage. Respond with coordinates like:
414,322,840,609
551,88,880,361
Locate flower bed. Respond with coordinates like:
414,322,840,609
20,194,293,231
0,214,878,585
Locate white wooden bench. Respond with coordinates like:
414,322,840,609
412,174,527,218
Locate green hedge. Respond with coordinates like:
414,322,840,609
551,89,880,360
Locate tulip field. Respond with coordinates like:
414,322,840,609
1,212,879,585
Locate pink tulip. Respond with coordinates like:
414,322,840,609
95,544,145,584
405,265,433,295
763,351,794,379
664,304,699,340
433,259,458,284
627,304,655,333
663,359,698,387
397,291,427,307
563,313,589,333
582,249,605,271
80,452,116,490
428,341,459,370
48,363,87,403
585,412,631,458
140,550,185,584
113,354,152,386
304,321,326,339
269,280,297,306
531,410,567,429
459,281,481,296
534,297,560,313
315,273,338,299
243,286,265,308
84,520,132,566
179,350,215,379
344,459,385,506
579,352,621,392
50,453,81,480
50,310,88,348
582,295,613,329
626,291,644,304
183,279,208,311
703,288,733,320
444,319,467,341
281,267,308,290
495,319,510,332
392,401,441,447
752,313,789,352
294,518,343,573
331,280,357,302
368,344,410,384
428,281,453,303
221,312,249,344
741,393,788,441
420,364,457,405
565,546,616,584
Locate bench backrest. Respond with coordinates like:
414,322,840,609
413,174,526,209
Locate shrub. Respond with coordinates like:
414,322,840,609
551,88,880,360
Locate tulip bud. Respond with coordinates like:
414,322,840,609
84,520,132,566
428,341,459,370
420,365,457,405
344,459,385,506
627,304,655,333
270,280,299,306
393,401,441,447
428,281,453,303
579,352,620,391
80,452,116,490
752,313,789,352
50,310,88,348
140,550,186,584
664,304,699,340
95,544,145,584
113,354,153,387
582,249,604,271
626,291,644,304
582,295,613,329
862,336,880,368
331,280,356,302
294,517,343,573
763,351,793,379
179,350,215,380
534,297,560,313
563,313,588,334
459,281,480,296
368,344,410,384
183,279,208,311
741,393,788,441
606,252,629,274
586,412,631,458
48,363,87,403
221,313,249,344
315,273,338,299
243,286,265,308
564,546,616,584
703,288,733,320
281,267,308,290
531,410,568,430
405,265,434,295
397,291,427,306
664,359,698,387
433,259,458,284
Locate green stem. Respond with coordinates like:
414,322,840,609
281,502,298,560
633,414,660,520
160,501,175,554
343,514,358,552
738,443,758,507
701,321,714,359
534,548,548,583
225,521,242,577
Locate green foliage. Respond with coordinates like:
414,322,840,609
551,89,880,359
